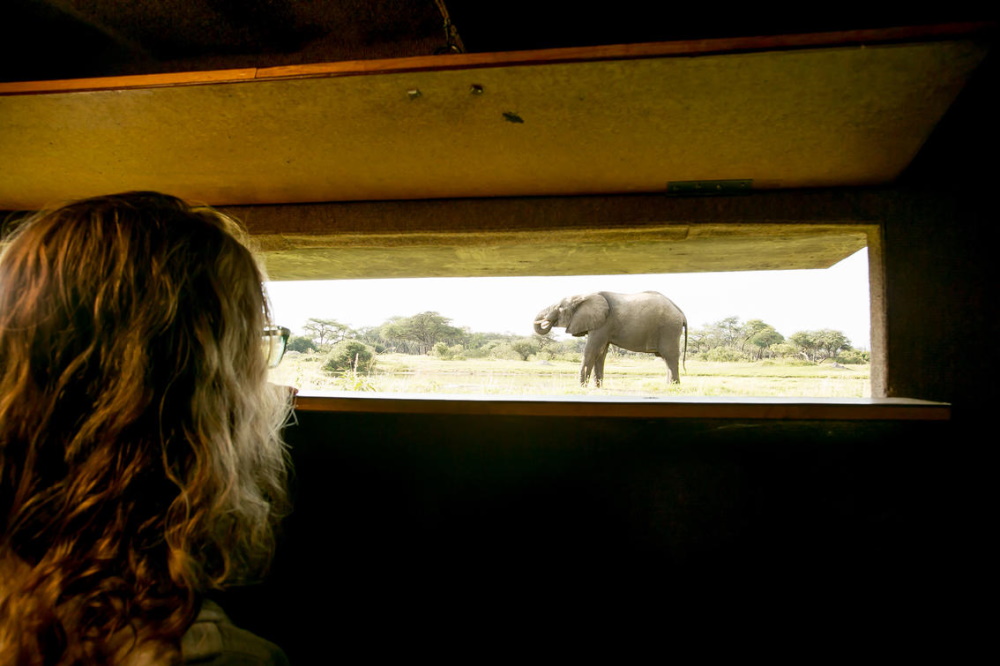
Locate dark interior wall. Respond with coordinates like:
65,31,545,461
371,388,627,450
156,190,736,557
882,50,997,417
878,188,995,412
219,411,958,656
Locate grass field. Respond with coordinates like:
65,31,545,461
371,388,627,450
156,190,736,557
270,352,871,398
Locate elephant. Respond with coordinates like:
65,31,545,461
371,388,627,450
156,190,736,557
534,291,687,387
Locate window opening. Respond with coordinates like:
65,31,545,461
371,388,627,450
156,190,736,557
266,248,870,398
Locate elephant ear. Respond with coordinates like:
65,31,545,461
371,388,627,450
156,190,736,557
567,293,610,336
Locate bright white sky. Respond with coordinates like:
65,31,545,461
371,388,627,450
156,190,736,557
267,248,871,350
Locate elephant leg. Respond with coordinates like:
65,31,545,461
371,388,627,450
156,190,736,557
661,339,681,384
661,357,680,384
580,337,605,387
579,354,594,386
594,344,610,388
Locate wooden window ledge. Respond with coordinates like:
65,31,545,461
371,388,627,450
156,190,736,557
290,393,949,421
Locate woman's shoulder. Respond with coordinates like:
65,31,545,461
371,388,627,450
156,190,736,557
182,599,289,666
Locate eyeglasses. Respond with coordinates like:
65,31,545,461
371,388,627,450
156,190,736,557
263,326,290,368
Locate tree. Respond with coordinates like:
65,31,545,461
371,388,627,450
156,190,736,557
814,329,851,360
738,319,769,354
717,316,743,348
691,316,783,361
509,337,540,361
322,339,376,374
687,328,714,355
302,318,351,350
353,325,389,353
790,329,852,362
285,335,316,353
747,324,784,360
379,312,464,355
690,316,744,356
789,331,820,362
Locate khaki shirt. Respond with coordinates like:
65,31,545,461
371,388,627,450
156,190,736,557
181,600,290,665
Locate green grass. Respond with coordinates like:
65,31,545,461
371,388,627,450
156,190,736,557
270,353,871,398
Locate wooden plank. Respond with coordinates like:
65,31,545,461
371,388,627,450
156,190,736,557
0,69,257,96
228,192,875,279
291,394,950,421
254,225,870,280
257,22,997,79
2,38,986,210
224,191,886,236
1,22,991,96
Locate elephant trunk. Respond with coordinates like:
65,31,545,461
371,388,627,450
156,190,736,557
534,318,552,336
534,309,554,336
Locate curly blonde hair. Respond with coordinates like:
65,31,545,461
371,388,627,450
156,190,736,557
0,192,291,664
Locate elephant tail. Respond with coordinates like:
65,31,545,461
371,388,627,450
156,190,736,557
682,318,688,372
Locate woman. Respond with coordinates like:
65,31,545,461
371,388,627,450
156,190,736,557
0,192,292,664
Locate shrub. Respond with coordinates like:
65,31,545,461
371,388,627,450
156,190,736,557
433,342,466,360
322,339,376,374
703,347,748,362
534,349,554,361
462,346,491,359
489,342,523,361
286,335,316,354
769,342,800,359
509,338,540,361
836,349,870,364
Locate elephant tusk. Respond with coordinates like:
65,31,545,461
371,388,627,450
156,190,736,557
535,319,552,329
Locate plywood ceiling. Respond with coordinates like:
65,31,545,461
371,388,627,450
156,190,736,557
0,30,989,211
